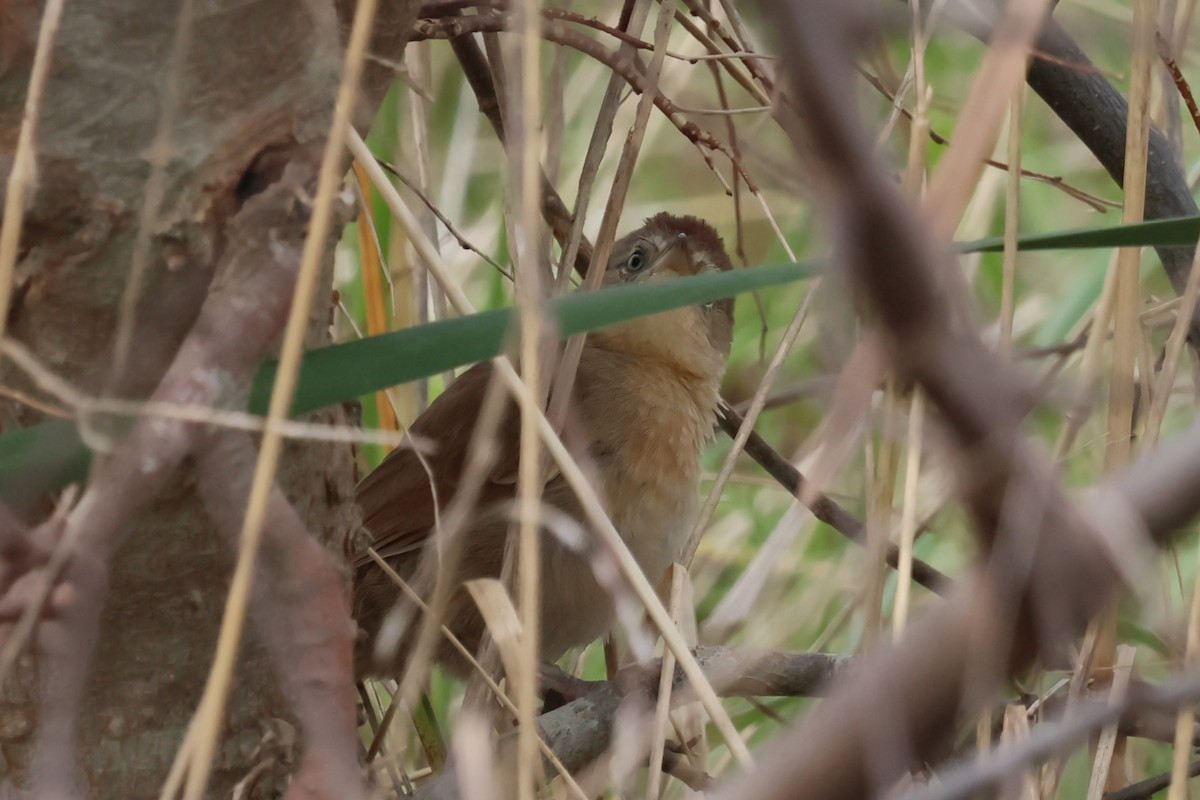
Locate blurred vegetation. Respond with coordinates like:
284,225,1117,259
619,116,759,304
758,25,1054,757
339,2,1200,795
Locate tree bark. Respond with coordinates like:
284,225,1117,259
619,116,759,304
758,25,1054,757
0,1,419,795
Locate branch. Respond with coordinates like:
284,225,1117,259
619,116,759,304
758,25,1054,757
717,402,953,596
1025,18,1200,345
1103,759,1200,800
195,431,361,800
413,647,846,800
905,676,1200,800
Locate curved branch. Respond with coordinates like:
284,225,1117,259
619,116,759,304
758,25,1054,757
1026,19,1200,344
717,402,953,596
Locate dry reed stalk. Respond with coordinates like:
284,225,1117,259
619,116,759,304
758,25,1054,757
1000,86,1025,354
924,0,1050,238
892,389,925,638
1167,484,1200,798
871,0,934,653
376,158,513,279
684,290,815,565
1106,0,1157,467
862,401,895,653
646,565,688,799
1054,250,1122,460
511,1,548,796
551,1,650,294
0,338,416,450
1086,646,1139,799
1145,256,1200,448
367,369,505,759
349,128,754,767
1159,210,1200,799
999,704,1038,800
406,40,448,406
168,2,381,797
1092,2,1156,791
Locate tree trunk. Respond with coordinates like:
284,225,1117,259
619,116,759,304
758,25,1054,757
0,1,419,795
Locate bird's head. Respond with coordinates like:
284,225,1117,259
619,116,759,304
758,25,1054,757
598,213,735,371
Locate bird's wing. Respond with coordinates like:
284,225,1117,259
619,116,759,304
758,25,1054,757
355,361,519,566
355,355,604,569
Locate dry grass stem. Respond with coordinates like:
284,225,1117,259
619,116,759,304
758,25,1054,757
925,0,1050,240
646,565,687,799
511,2,548,796
363,550,590,800
684,287,815,565
1145,246,1200,449
892,389,925,638
1086,645,1138,799
375,157,513,280
1000,86,1024,354
1093,3,1156,787
353,162,401,432
551,1,651,294
1167,518,1200,798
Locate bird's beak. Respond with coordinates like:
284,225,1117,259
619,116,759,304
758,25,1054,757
651,232,691,275
676,232,693,273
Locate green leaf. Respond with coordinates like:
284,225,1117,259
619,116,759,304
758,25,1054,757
9,210,1200,501
2,259,818,501
961,214,1200,253
0,418,91,510
251,259,816,416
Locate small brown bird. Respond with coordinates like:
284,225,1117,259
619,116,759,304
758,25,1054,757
353,213,734,678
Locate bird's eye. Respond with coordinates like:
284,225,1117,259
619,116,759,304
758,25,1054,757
626,249,647,272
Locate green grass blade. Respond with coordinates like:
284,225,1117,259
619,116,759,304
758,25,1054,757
10,210,1200,499
2,259,818,498
962,214,1200,253
250,259,816,415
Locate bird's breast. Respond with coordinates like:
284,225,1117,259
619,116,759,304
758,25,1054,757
586,363,720,582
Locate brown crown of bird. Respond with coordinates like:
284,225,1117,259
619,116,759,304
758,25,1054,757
353,213,735,679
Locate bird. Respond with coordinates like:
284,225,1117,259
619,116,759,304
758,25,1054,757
352,212,735,679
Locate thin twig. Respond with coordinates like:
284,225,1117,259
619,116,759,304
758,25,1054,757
859,68,1119,212
414,14,760,190
1156,32,1200,138
374,159,513,281
716,402,952,596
